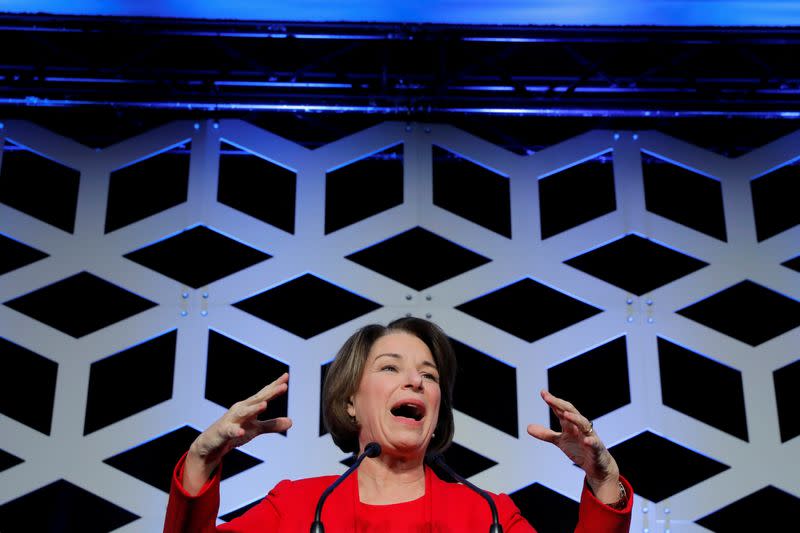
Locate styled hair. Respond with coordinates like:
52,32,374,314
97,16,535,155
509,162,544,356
322,316,457,455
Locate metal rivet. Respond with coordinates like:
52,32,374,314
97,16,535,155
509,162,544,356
405,124,413,132
425,313,432,319
182,292,189,299
647,317,655,323
180,310,188,317
646,299,653,306
627,316,634,323
406,294,413,301
626,298,633,305
200,310,208,316
642,506,648,513
632,133,639,140
193,122,200,130
426,295,432,301
405,312,412,317
424,126,431,133
202,292,209,299
212,121,220,129
613,132,620,140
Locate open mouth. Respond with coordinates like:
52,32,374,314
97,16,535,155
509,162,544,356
390,402,425,422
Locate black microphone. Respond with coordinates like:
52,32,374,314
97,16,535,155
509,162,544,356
427,453,503,533
310,442,381,533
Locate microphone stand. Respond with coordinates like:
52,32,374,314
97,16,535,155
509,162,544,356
428,453,503,533
309,442,381,533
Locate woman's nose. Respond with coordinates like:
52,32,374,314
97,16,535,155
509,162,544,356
404,370,424,390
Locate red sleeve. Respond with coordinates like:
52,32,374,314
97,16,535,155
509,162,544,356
217,481,289,532
163,452,223,533
574,476,633,533
163,452,286,533
495,493,537,532
491,476,633,533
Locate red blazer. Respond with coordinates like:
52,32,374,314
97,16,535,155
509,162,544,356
164,453,632,532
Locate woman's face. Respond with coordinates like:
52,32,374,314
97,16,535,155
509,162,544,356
347,331,441,459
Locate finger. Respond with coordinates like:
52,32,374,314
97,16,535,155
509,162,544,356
248,372,290,404
541,390,578,414
223,424,246,440
539,391,568,423
561,409,593,435
257,416,293,435
233,400,268,421
541,391,593,436
538,391,574,435
526,423,560,444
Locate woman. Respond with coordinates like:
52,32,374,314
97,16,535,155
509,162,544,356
164,317,632,532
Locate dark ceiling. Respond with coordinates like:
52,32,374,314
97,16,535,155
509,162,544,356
2,14,800,153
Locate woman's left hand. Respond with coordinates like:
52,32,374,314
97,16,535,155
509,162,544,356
527,390,621,503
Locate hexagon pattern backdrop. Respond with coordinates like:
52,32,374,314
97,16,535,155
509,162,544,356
1,119,799,532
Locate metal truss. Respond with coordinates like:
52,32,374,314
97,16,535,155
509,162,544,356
2,14,800,118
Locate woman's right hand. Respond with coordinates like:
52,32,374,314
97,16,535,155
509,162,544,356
183,372,293,494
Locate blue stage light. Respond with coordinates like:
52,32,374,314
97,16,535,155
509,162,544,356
3,1,800,26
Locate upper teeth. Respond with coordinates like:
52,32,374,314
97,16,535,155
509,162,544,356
393,404,422,420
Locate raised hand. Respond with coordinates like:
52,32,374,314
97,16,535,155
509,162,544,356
526,390,621,504
183,372,293,494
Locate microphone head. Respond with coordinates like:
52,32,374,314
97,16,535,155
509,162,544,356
364,442,382,458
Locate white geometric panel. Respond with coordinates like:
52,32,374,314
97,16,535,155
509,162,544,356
1,118,799,532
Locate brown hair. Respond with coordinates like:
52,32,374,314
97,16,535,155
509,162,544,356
322,316,457,455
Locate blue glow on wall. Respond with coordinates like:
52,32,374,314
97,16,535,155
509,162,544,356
3,0,800,26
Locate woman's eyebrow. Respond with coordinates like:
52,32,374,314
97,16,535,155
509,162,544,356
421,360,438,370
374,352,438,369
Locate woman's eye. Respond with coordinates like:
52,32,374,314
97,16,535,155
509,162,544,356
381,365,398,372
423,373,439,382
